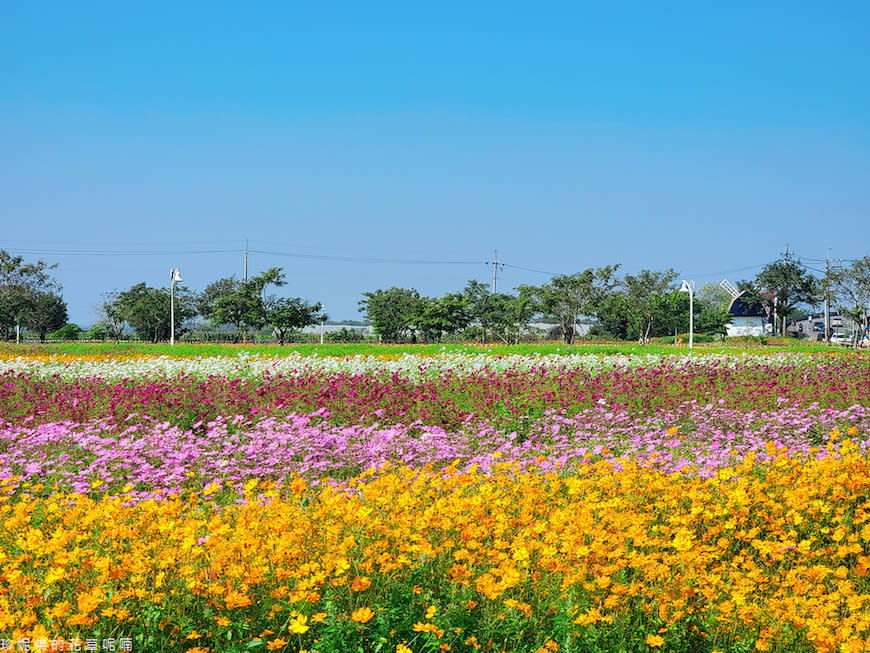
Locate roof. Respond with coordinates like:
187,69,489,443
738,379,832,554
728,292,769,318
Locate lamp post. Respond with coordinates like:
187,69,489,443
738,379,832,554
170,267,182,346
679,279,694,350
320,305,326,345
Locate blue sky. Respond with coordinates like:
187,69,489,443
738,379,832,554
2,1,868,325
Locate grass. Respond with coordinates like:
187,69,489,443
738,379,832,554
0,338,859,358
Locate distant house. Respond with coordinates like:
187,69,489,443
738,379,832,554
726,292,772,337
787,313,852,339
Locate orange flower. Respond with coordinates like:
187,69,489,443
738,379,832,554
350,575,372,592
351,607,375,624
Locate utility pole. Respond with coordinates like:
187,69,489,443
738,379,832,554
243,239,248,283
487,249,504,294
825,249,831,344
824,250,843,344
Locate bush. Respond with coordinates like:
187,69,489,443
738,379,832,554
326,327,365,343
48,323,83,341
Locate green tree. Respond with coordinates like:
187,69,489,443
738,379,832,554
623,269,679,344
694,304,732,337
834,256,870,349
527,266,619,344
0,250,61,340
114,283,195,343
592,292,635,340
358,287,422,343
212,268,286,342
196,276,241,322
463,280,513,344
25,291,68,342
755,260,819,336
696,282,733,312
96,292,128,341
496,288,539,345
414,293,471,342
267,297,323,346
648,290,690,339
50,323,83,341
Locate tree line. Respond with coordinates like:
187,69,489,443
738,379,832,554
2,248,870,344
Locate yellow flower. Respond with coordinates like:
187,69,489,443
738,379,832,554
287,614,309,634
645,634,664,647
396,644,413,653
351,607,375,624
267,639,288,651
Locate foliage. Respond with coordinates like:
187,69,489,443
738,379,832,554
24,291,68,341
212,268,287,341
195,275,241,321
621,268,679,344
0,249,62,340
48,322,82,341
525,266,619,344
695,281,733,311
267,297,323,346
834,256,870,349
95,292,127,341
325,327,366,343
413,293,470,343
359,287,422,343
755,260,820,336
112,283,195,343
694,304,732,336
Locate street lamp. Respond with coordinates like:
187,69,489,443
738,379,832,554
320,304,327,345
679,279,695,350
170,267,182,346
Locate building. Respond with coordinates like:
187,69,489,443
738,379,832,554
725,292,773,337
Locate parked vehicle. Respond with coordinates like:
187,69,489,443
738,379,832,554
831,331,853,345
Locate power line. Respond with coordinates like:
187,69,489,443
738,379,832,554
249,248,482,266
3,247,238,256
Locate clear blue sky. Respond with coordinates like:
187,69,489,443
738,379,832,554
2,1,868,325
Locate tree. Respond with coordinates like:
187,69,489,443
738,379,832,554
694,304,732,337
113,283,194,343
413,293,471,342
0,250,62,340
267,297,323,346
834,257,870,349
95,292,127,341
358,287,422,343
211,268,286,342
196,276,241,322
463,281,508,343
648,290,690,339
50,323,83,341
696,282,733,312
755,260,819,336
24,292,68,342
495,288,539,345
622,269,679,344
527,266,619,344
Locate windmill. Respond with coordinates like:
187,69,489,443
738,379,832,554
719,278,740,300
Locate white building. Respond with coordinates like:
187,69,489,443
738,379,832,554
726,292,773,337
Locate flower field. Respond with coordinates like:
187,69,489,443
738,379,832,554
1,350,870,652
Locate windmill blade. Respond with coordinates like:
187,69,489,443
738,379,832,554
719,278,740,299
